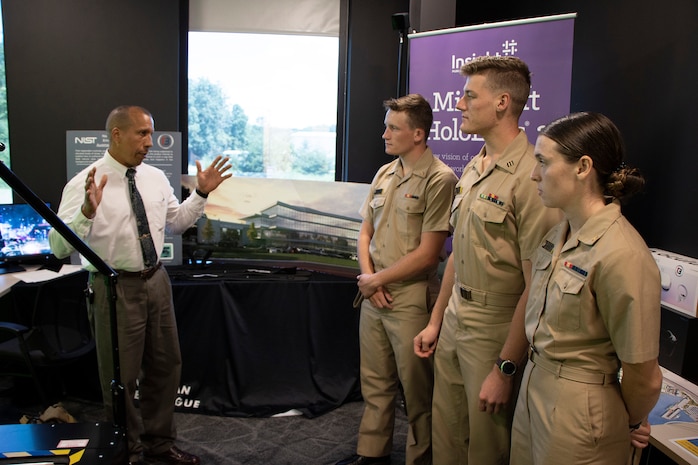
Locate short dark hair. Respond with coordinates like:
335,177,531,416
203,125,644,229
541,111,645,202
106,105,152,140
460,56,531,117
383,93,434,136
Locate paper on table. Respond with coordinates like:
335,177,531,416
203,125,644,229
671,436,698,458
16,264,85,283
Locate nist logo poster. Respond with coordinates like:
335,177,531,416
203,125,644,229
66,130,183,265
409,14,576,175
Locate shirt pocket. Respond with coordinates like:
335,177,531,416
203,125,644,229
528,251,553,320
395,196,426,250
144,197,167,234
370,196,386,210
552,268,585,331
470,197,508,247
471,196,508,224
533,249,553,271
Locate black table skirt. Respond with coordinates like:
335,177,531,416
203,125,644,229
168,265,362,418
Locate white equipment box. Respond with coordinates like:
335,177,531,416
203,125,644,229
651,248,698,318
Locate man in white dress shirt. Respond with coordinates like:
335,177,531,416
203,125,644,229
50,105,231,465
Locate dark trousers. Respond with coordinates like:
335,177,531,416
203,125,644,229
89,267,181,458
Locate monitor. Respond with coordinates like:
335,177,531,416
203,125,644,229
0,203,55,274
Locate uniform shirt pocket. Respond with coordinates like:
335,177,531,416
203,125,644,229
395,196,426,249
533,249,553,271
552,268,585,331
470,197,508,248
527,251,553,321
370,196,386,210
396,195,426,215
471,197,508,224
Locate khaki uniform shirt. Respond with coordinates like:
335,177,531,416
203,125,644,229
450,130,560,297
360,147,457,281
526,201,661,373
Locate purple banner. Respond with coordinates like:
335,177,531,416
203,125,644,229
408,15,576,175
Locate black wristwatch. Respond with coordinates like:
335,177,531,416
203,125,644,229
496,357,517,377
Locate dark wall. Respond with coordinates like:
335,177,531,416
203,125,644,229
4,0,404,205
339,0,410,183
454,0,698,257
6,0,690,257
2,0,185,210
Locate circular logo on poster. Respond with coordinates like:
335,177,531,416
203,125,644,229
157,134,175,150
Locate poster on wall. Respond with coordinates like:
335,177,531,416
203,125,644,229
409,13,576,176
65,130,183,265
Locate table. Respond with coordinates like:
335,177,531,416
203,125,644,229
0,265,45,298
0,265,88,320
649,423,698,465
645,368,698,464
0,264,85,298
167,264,362,418
2,263,363,418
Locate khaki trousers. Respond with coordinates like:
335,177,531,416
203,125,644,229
432,287,518,465
511,360,634,465
357,281,434,465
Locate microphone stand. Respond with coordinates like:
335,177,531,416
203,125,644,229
0,161,127,445
391,12,410,97
397,27,408,97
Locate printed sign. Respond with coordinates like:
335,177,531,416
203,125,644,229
409,14,576,175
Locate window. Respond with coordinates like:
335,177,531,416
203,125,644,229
187,32,339,181
0,0,11,203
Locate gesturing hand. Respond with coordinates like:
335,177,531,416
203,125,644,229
82,167,107,219
196,155,233,195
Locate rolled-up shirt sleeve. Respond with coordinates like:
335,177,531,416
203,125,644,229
48,173,94,259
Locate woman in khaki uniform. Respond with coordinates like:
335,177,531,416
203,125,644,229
510,112,663,465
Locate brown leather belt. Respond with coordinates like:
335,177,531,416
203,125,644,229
529,349,618,385
116,262,162,280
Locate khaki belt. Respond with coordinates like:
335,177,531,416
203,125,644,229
352,290,364,309
458,284,520,307
529,350,618,385
116,262,163,280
